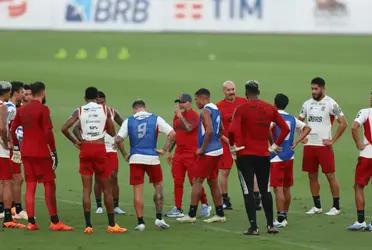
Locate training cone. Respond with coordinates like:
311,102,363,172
118,47,130,60
75,49,88,60
96,47,108,60
55,48,67,60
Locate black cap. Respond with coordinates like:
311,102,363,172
175,93,192,103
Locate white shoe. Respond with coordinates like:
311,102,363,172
200,204,212,218
177,215,197,223
347,221,367,231
96,207,104,214
306,207,323,215
325,207,341,216
165,207,185,218
0,212,4,219
203,215,226,223
114,207,126,215
134,223,146,232
273,219,288,228
365,223,372,232
155,219,170,229
13,210,28,220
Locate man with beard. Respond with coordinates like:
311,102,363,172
299,77,347,216
11,82,73,231
216,81,261,210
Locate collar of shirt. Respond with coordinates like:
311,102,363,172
278,110,289,115
134,111,152,119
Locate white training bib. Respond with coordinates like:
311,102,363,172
79,102,107,141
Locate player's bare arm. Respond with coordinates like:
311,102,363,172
105,110,115,137
175,104,194,132
72,123,83,142
324,116,348,146
197,108,213,155
0,104,9,149
114,110,124,126
293,125,312,149
351,121,367,150
161,130,176,155
61,109,81,148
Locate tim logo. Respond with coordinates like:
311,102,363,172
65,0,92,21
0,0,27,18
174,0,203,20
65,0,149,23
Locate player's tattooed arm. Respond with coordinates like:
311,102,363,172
72,123,83,142
61,109,81,148
162,130,176,154
116,139,129,162
106,110,116,137
0,105,9,149
114,110,124,126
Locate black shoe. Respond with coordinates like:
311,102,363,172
244,227,259,236
267,225,279,234
223,201,233,210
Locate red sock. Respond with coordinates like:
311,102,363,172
174,179,184,209
44,181,58,216
25,182,37,218
200,187,208,205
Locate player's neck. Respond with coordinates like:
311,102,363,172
247,95,258,101
313,94,326,102
9,97,17,105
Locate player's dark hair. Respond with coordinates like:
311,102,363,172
311,77,326,87
97,91,106,99
30,81,46,96
132,100,146,109
274,93,289,110
85,87,98,100
195,88,210,97
23,84,31,90
10,81,24,97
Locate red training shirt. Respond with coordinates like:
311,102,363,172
11,100,56,158
229,99,289,157
217,96,247,136
173,108,199,155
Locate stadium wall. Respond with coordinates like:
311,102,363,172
0,0,371,34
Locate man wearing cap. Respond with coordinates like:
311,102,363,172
229,81,289,235
165,93,211,218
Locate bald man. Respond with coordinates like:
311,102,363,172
216,81,252,210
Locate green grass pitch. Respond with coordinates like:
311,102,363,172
0,31,372,250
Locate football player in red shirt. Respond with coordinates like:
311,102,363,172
217,80,259,210
11,82,73,231
165,94,211,218
229,81,289,235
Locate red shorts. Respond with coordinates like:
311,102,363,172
355,157,372,186
80,143,110,179
302,146,335,174
22,157,55,183
10,161,21,175
106,152,119,174
0,157,12,180
172,153,197,184
130,164,163,185
219,142,234,170
194,155,221,180
270,160,294,187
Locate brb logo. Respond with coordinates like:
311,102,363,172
65,0,149,23
0,0,27,18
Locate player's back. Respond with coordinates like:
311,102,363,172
79,102,107,141
234,99,279,156
198,103,222,154
17,100,51,157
